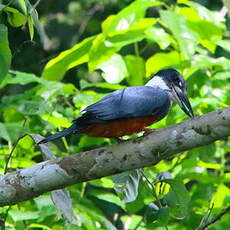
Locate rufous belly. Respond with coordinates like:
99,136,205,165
83,115,157,138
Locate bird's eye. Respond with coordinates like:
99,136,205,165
174,77,181,86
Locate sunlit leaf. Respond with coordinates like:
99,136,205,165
89,18,156,71
125,55,145,85
146,51,180,76
102,0,159,34
99,53,128,84
42,36,95,81
6,8,27,27
212,184,230,208
145,26,172,49
215,39,230,52
160,10,198,59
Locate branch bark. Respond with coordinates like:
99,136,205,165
0,107,229,207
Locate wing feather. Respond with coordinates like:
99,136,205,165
80,86,170,122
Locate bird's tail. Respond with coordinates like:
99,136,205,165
37,123,79,144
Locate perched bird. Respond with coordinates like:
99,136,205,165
38,69,194,144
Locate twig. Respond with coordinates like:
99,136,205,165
141,171,162,208
4,134,26,174
196,205,230,230
4,118,27,174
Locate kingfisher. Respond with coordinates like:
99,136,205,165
38,69,194,144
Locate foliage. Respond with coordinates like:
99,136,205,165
0,0,230,229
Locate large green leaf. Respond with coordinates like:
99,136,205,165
124,55,145,85
99,53,128,84
176,6,223,53
42,36,95,81
146,51,180,76
88,34,120,72
113,169,141,203
89,19,156,71
162,179,190,219
0,71,45,88
160,10,198,59
102,0,159,34
145,26,172,49
0,24,11,83
4,6,27,27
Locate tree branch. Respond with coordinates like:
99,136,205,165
0,107,229,207
196,205,230,230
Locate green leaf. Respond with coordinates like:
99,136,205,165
42,36,95,81
124,55,145,85
215,39,230,53
212,184,230,208
26,0,46,43
0,24,11,83
146,51,180,76
157,207,170,225
6,8,27,27
0,71,45,88
102,0,158,34
144,203,159,224
189,2,226,29
9,210,39,221
98,54,128,84
8,0,27,15
28,15,34,40
3,107,24,122
79,80,125,90
89,18,157,71
88,34,119,72
87,188,125,209
145,26,172,49
177,7,223,53
160,10,198,59
191,55,230,70
27,224,52,230
113,169,141,203
162,179,190,219
188,20,222,53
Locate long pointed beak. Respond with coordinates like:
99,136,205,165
173,86,194,118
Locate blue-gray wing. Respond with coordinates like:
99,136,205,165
82,86,170,121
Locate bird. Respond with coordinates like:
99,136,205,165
38,68,194,144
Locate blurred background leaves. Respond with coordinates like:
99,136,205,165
0,0,230,229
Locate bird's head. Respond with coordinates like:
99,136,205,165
146,68,194,118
